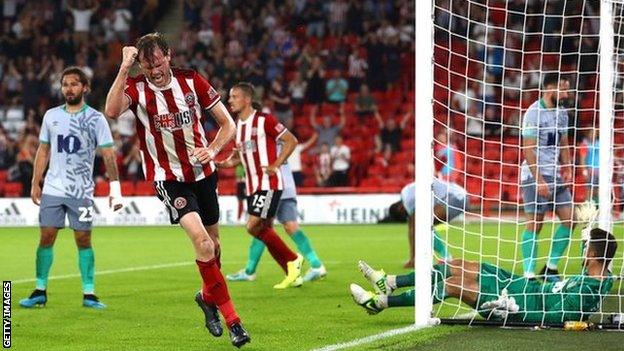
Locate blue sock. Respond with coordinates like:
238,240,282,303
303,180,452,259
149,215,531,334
78,248,95,294
35,246,54,290
245,238,266,275
521,230,538,276
291,230,322,268
547,225,572,270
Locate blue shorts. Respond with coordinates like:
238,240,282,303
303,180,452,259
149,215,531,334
277,198,299,223
446,195,466,222
521,177,572,214
39,194,94,231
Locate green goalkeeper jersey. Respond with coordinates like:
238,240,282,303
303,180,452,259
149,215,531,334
510,274,614,323
478,263,613,323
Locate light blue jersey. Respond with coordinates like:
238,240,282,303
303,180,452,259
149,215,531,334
521,99,569,181
401,179,467,218
401,180,466,220
280,161,297,200
39,104,113,199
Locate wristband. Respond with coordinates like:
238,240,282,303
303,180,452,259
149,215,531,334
109,180,122,198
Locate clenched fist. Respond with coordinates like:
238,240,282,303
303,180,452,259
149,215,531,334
121,46,138,70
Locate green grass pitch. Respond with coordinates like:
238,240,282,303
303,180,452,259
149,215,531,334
1,223,623,350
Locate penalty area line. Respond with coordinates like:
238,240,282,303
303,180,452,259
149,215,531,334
310,324,425,351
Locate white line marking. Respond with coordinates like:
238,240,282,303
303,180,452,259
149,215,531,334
10,260,347,284
309,324,425,351
11,261,196,284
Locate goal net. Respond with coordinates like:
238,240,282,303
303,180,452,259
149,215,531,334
417,0,624,328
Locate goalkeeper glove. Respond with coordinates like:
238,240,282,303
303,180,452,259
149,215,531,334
109,180,123,212
480,289,519,319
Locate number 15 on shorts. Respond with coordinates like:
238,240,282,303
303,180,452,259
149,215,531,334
252,194,266,212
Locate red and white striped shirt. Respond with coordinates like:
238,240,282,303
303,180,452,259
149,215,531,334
124,68,220,182
235,110,286,196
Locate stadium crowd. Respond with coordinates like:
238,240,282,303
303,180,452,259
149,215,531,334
0,0,415,197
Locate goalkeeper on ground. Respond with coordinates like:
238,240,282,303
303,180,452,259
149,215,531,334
350,227,616,324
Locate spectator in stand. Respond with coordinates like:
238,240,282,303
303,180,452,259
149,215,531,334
112,0,133,43
465,104,484,137
326,70,349,107
0,129,17,171
365,32,386,91
483,105,502,136
121,138,142,181
13,134,37,196
328,136,351,187
304,0,325,38
288,71,307,115
310,106,346,149
289,132,318,187
374,110,410,153
328,0,349,36
306,55,326,113
355,84,377,119
67,0,99,46
348,48,368,92
314,142,332,186
269,76,293,124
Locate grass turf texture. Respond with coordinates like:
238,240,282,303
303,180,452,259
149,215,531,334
1,223,622,350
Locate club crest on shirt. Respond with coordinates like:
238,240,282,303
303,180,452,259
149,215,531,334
174,197,187,209
251,128,257,136
184,92,195,107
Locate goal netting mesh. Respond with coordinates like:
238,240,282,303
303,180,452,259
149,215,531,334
429,0,624,327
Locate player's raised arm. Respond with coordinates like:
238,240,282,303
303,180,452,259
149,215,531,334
104,46,137,119
30,143,50,205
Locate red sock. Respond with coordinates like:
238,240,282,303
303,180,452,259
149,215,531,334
255,227,297,272
196,259,241,327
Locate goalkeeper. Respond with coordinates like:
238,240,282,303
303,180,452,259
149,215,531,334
350,226,616,324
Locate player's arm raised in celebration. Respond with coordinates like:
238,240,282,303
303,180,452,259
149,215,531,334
265,130,298,176
104,46,137,119
192,101,235,164
100,146,123,211
30,142,51,205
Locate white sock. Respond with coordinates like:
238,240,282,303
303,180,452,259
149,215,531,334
377,295,388,309
387,275,397,290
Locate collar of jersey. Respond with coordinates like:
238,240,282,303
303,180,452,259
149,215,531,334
238,109,257,125
146,69,175,91
63,103,88,115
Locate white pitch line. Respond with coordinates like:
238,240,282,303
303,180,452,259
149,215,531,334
310,324,425,351
11,261,197,284
10,260,347,284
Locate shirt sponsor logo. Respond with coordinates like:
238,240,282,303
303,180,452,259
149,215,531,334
153,110,193,131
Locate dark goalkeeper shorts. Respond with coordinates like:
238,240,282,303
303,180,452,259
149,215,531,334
246,190,282,219
154,173,220,225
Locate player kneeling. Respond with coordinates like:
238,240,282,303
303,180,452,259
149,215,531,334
350,226,616,324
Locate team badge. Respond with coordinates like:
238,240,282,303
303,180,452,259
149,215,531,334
174,197,187,209
184,93,195,107
251,127,258,136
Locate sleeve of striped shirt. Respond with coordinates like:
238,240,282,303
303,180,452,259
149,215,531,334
193,71,220,110
39,112,50,144
124,77,139,110
264,114,287,139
